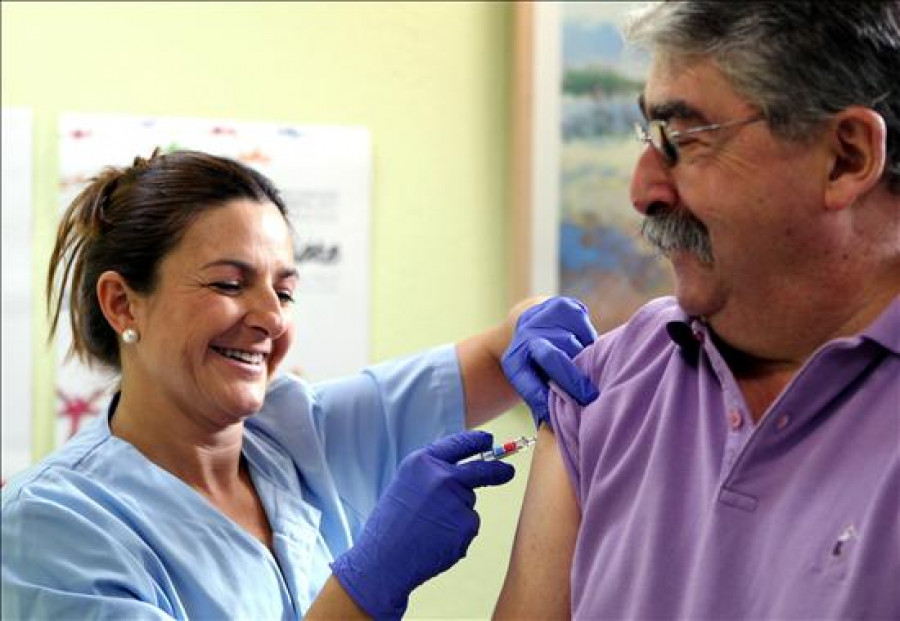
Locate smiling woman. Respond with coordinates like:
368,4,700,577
1,149,599,619
48,150,290,372
104,199,297,428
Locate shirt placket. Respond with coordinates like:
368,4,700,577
692,320,756,482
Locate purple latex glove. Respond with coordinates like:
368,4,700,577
502,296,599,428
330,430,514,620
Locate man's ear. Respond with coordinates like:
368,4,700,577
96,271,139,335
824,106,887,210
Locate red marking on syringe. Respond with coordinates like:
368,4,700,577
467,435,537,462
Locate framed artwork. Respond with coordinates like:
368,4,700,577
510,1,673,333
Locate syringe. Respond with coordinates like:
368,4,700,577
462,435,537,462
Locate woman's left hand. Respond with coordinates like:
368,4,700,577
329,430,514,620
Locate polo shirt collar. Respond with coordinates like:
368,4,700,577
859,293,900,355
664,293,900,356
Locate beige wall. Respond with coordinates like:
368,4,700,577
1,1,532,617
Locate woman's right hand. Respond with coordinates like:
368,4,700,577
329,430,514,620
501,296,599,428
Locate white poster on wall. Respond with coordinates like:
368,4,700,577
2,107,34,480
57,113,372,446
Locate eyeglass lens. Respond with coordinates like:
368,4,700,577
650,122,678,164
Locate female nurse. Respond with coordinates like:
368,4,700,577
0,150,596,619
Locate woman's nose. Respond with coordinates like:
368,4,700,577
247,290,288,338
630,145,678,216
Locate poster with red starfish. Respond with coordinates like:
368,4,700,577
56,388,107,441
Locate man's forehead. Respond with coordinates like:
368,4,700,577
640,56,746,120
638,93,707,123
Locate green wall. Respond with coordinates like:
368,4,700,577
2,1,532,617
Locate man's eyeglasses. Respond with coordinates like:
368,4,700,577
634,115,765,167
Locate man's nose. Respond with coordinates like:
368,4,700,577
630,145,678,216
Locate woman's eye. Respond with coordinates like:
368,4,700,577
211,281,242,294
278,290,296,304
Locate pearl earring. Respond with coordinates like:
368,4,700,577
122,328,140,344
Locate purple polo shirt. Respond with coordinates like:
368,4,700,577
550,295,900,619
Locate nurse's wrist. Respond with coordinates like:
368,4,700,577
304,575,372,620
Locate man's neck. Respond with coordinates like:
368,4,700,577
708,284,899,422
709,332,800,422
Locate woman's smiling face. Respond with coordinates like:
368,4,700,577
125,198,297,429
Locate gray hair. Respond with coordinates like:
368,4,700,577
626,1,900,193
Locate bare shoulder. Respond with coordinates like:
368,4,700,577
493,425,580,619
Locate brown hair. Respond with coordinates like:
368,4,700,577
47,149,290,369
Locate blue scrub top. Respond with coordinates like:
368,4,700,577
1,345,464,619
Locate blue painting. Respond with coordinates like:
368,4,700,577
558,2,673,331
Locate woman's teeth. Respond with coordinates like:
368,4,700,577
214,347,265,365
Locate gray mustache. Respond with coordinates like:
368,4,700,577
640,207,714,264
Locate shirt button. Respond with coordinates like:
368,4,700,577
730,410,743,430
775,414,791,431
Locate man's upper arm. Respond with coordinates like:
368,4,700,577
494,424,579,619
